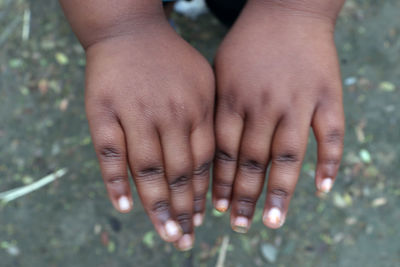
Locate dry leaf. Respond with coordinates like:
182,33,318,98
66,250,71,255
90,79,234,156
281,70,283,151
59,98,69,111
371,197,387,207
38,79,48,95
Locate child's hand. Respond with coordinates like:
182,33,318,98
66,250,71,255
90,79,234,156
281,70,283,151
212,0,345,232
85,24,215,250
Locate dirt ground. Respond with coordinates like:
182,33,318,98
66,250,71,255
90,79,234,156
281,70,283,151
0,0,399,266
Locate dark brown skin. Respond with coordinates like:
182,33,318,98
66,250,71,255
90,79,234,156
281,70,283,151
212,0,346,231
59,0,215,250
59,0,347,249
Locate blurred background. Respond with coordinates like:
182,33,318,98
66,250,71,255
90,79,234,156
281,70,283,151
0,0,399,266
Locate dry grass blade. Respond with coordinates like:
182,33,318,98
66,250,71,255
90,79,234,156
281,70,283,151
215,235,230,267
0,168,68,204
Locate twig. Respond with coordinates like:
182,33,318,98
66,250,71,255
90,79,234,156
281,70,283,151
22,7,31,41
215,235,230,267
0,168,68,203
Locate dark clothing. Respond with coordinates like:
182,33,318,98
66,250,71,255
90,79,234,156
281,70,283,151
205,0,246,26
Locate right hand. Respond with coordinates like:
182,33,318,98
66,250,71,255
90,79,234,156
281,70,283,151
84,21,215,250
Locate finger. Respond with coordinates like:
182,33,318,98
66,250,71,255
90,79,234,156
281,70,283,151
87,108,133,213
312,101,345,193
123,119,182,243
161,126,195,250
263,112,311,229
213,106,244,213
190,121,215,227
230,114,276,233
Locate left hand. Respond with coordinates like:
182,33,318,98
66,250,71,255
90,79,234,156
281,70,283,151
212,0,345,232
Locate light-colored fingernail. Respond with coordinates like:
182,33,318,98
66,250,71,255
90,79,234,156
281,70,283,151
215,199,229,212
118,196,131,211
165,220,181,239
193,213,204,227
320,178,333,193
263,207,284,228
232,216,249,233
177,234,193,251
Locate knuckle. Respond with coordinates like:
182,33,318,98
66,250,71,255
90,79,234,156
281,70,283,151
136,165,164,177
193,161,211,177
98,97,116,112
323,128,345,145
193,194,206,203
218,91,240,113
105,175,126,185
168,99,188,121
150,200,170,214
270,187,290,199
215,149,237,163
98,146,124,162
273,103,290,117
236,196,257,207
168,173,192,192
175,213,192,230
238,157,266,174
87,95,113,114
135,165,165,183
322,156,341,166
193,195,206,212
214,180,233,189
272,151,301,165
236,196,256,217
176,213,191,223
260,90,271,107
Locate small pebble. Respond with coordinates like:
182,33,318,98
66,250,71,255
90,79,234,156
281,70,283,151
344,77,357,86
260,243,278,263
7,245,20,256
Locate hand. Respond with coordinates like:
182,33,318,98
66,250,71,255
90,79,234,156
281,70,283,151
85,23,215,250
212,0,345,232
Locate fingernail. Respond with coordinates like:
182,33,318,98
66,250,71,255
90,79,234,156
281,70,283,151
118,196,131,211
177,234,193,251
320,178,333,193
232,216,249,233
193,213,204,227
215,199,229,212
263,207,284,228
165,220,181,239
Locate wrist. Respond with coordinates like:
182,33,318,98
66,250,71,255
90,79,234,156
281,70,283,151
83,16,170,52
60,0,168,50
245,0,345,26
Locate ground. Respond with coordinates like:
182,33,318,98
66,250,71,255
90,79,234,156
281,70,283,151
0,0,399,266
